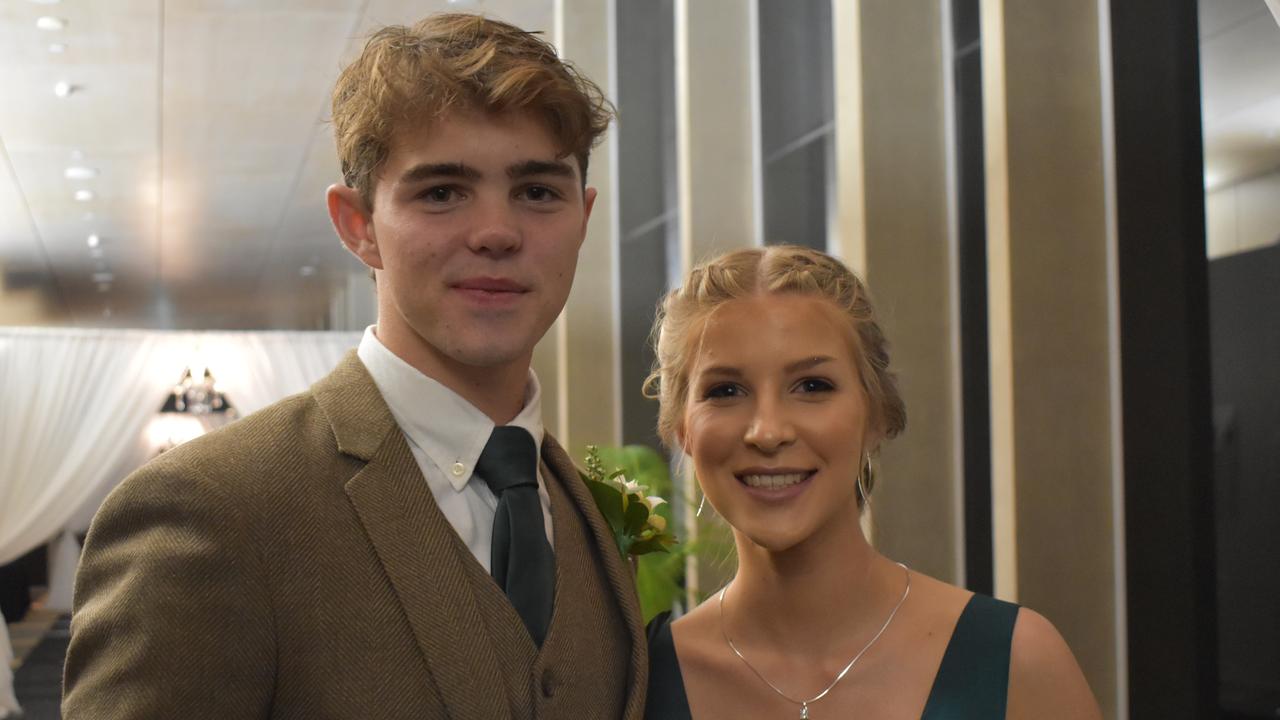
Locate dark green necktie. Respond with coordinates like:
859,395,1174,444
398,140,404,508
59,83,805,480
475,426,555,646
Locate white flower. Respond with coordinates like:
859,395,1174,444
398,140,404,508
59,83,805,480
612,474,647,497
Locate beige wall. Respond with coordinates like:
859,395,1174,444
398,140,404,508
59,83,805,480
853,1,963,586
984,0,1122,716
535,0,624,458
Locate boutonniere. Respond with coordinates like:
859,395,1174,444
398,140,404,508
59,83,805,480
581,445,678,559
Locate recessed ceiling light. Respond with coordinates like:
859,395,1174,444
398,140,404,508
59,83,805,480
87,233,100,248
53,81,77,98
36,16,66,31
65,166,98,180
48,43,67,54
29,0,64,5
299,265,317,277
97,282,111,293
74,189,95,202
92,271,114,283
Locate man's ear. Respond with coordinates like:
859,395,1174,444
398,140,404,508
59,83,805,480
578,186,598,247
327,184,382,270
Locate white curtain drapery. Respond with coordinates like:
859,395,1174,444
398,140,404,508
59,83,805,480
0,328,359,568
0,329,184,567
0,327,359,704
0,617,16,716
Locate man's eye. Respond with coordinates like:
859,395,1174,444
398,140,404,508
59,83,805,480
522,185,559,202
422,186,460,202
796,377,834,393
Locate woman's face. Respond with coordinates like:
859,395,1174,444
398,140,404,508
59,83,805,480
679,293,873,554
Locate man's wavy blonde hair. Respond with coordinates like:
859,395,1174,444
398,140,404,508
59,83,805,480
331,13,613,208
645,245,907,494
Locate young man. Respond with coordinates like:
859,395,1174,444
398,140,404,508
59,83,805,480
62,14,646,719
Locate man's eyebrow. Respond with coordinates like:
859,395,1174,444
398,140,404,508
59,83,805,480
398,162,481,185
507,159,576,180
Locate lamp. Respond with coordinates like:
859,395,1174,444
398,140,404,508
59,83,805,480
161,366,232,415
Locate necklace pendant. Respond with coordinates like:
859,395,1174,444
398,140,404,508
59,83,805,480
800,703,809,719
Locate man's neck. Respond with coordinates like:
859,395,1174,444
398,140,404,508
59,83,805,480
373,324,530,425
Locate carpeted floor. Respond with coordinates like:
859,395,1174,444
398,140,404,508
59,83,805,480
11,615,68,720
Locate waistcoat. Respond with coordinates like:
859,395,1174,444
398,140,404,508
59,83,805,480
456,459,631,718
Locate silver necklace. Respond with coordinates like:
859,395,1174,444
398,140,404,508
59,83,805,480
717,562,911,720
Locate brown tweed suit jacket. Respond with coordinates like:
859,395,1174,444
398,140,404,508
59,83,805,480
62,352,648,719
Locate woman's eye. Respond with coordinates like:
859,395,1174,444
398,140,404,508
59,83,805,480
703,383,742,399
796,377,834,393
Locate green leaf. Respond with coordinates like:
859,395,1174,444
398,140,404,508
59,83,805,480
636,547,685,622
585,479,625,531
623,494,650,535
629,535,675,555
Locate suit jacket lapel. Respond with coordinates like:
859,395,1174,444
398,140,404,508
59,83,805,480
315,353,511,720
541,435,650,719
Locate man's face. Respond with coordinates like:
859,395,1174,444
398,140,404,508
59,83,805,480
337,109,594,377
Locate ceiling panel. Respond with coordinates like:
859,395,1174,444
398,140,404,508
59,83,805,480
1199,0,1270,38
1200,2,1280,188
159,1,361,289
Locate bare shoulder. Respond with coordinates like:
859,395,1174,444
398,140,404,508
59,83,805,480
668,595,721,665
1007,608,1102,720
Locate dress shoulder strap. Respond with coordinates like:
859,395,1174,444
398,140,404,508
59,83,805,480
644,612,694,720
920,593,1020,719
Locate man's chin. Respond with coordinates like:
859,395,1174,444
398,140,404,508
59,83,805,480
441,336,538,372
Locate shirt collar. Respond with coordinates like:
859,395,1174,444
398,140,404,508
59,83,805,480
356,326,544,491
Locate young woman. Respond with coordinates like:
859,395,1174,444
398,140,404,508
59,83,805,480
644,246,1100,719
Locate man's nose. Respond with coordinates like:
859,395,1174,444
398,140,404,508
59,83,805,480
743,397,796,452
467,197,522,256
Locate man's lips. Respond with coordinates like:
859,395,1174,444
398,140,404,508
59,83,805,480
452,277,529,293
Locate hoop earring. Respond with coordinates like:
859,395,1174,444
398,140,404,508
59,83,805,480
857,452,873,509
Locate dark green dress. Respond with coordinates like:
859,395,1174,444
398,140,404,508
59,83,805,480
645,593,1020,719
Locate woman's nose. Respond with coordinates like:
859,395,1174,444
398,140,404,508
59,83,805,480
743,398,796,452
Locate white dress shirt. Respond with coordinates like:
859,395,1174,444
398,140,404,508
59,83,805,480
357,327,553,571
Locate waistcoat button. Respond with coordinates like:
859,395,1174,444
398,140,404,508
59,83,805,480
541,669,555,698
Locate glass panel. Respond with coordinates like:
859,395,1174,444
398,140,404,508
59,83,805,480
1200,0,1280,713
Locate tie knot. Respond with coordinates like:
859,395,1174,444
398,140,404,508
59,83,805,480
476,426,538,494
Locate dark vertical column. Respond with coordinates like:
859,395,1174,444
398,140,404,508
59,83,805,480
951,0,992,597
758,0,833,250
1110,2,1218,717
616,0,677,452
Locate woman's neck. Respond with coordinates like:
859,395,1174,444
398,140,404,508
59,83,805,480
724,517,903,658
